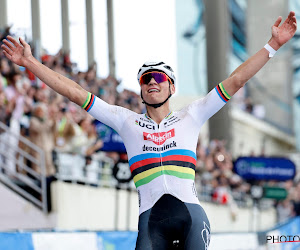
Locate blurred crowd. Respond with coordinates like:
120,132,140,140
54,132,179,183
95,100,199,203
0,31,143,177
0,30,299,222
194,138,300,222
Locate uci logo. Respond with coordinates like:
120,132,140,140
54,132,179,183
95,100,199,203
135,120,155,130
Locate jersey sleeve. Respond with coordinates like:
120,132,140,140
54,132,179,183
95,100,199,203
187,82,231,127
81,92,134,134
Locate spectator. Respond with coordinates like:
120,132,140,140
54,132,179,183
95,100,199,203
212,175,230,204
0,76,9,124
0,71,25,174
0,26,12,42
276,199,294,223
29,103,56,176
71,116,96,155
292,182,300,217
54,105,76,152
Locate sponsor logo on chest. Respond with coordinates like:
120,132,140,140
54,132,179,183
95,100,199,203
143,128,175,145
163,116,181,127
135,119,155,130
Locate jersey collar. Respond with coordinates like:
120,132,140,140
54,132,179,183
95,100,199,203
145,111,173,121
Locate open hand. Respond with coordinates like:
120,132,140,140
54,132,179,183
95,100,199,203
1,36,33,67
270,11,297,50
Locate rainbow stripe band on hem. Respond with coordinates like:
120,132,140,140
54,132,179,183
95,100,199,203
133,165,195,188
215,82,231,103
82,92,95,111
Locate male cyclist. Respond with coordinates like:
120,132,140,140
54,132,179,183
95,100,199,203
1,11,296,250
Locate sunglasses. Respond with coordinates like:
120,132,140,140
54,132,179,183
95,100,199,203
139,71,171,85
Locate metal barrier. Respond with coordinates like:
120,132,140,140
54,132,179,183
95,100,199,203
197,182,273,209
54,152,119,187
54,152,270,209
0,121,48,213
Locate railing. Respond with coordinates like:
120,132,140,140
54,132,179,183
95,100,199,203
54,152,273,209
54,152,119,187
0,121,48,213
197,182,274,209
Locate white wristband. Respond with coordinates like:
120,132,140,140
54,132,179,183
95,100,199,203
264,44,277,58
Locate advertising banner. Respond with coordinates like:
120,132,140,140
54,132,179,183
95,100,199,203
266,217,300,249
0,233,34,250
32,232,98,250
93,120,126,153
97,231,137,250
0,231,138,250
234,157,296,181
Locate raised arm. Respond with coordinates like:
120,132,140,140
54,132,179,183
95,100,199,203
1,36,87,106
221,11,297,97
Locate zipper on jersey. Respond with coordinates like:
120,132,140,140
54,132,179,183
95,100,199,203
157,123,168,193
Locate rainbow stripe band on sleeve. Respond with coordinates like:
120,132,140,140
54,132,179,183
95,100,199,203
215,82,231,103
81,92,95,111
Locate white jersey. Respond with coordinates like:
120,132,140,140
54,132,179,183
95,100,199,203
82,83,230,215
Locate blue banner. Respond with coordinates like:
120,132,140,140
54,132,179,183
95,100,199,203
278,217,300,250
97,231,137,250
93,120,126,153
234,157,296,181
0,233,34,250
0,231,138,250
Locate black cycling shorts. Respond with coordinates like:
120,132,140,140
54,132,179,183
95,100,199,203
135,194,211,250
